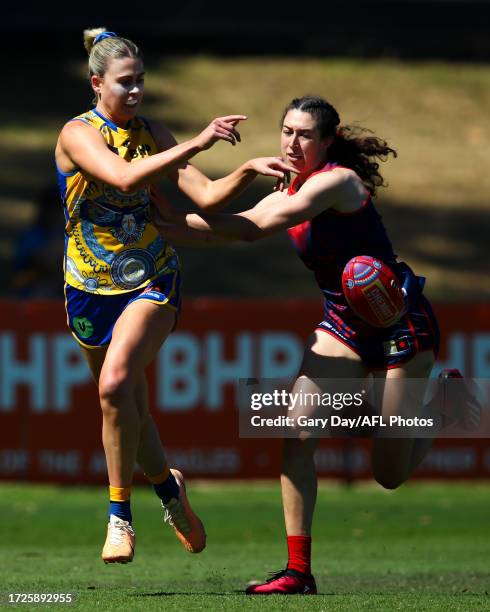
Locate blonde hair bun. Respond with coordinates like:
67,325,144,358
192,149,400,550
83,27,108,54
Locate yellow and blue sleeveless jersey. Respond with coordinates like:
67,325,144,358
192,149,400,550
56,108,179,294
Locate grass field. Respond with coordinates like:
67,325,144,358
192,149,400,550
3,57,490,208
1,57,489,299
1,481,489,610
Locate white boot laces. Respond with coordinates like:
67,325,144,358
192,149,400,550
163,499,191,535
109,518,134,546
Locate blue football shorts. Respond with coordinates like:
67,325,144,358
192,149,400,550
65,271,181,348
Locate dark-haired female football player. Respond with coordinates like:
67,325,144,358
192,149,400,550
152,95,440,595
55,26,294,565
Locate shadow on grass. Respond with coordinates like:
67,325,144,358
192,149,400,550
1,53,488,300
0,168,489,300
134,590,245,597
157,179,490,300
133,571,490,597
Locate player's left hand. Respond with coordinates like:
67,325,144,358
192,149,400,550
247,157,295,191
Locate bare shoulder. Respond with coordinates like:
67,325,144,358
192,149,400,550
333,167,367,198
311,167,367,211
285,166,367,215
58,118,103,147
300,166,356,195
56,120,95,172
56,119,114,174
145,118,178,151
332,166,360,182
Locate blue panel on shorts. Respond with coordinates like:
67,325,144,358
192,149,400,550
65,271,181,347
317,294,440,370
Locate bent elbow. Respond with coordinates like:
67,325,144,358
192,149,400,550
117,177,138,194
118,184,135,194
196,195,227,213
113,168,144,194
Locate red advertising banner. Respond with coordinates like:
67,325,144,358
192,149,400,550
0,299,489,483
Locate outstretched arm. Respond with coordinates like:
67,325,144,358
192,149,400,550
56,114,246,194
172,157,294,212
150,189,236,246
151,205,237,247
168,168,357,242
150,121,294,212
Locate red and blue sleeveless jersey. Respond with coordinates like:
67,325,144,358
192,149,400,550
287,163,397,300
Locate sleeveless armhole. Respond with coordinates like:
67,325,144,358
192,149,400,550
68,117,93,127
310,164,371,216
56,118,90,176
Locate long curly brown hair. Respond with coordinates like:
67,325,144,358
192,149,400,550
281,96,397,196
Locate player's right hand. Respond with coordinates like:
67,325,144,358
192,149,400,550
246,156,296,191
194,115,247,150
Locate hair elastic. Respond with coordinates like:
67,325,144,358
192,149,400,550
94,31,118,44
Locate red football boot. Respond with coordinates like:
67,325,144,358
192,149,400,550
246,568,317,595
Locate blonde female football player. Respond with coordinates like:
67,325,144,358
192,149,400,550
152,95,440,594
55,27,294,564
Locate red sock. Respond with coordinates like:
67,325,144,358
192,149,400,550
287,535,312,575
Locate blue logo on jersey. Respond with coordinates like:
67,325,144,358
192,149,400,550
142,291,165,301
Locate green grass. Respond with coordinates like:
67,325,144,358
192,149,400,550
143,57,490,209
3,57,490,208
1,56,490,299
1,482,489,610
